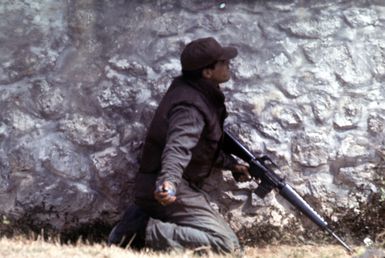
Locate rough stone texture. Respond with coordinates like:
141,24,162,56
1,0,385,243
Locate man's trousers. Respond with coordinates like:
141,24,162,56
135,176,241,254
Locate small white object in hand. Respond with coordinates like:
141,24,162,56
363,237,373,247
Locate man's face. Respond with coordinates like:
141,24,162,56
205,60,231,84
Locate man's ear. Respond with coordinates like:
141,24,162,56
202,68,212,79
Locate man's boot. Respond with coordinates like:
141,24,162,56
108,203,149,249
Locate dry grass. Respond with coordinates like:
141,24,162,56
0,236,376,258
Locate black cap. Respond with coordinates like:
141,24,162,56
180,37,238,71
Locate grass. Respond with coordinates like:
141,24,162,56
0,236,378,258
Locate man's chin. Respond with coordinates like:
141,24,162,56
221,77,231,83
219,80,234,90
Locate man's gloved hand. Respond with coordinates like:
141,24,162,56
154,180,176,206
231,164,252,182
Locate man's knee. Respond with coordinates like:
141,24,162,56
205,227,240,254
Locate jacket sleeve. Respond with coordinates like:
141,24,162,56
156,105,205,188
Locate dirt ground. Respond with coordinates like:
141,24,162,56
1,236,384,258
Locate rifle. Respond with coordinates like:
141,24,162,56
223,129,352,253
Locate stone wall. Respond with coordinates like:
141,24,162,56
1,0,385,243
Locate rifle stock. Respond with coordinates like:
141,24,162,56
223,129,352,253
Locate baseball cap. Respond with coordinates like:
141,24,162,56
180,37,238,71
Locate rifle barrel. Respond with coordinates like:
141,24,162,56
280,184,353,253
326,228,353,253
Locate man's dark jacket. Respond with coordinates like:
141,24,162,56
134,76,231,204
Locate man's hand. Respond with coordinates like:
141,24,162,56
154,180,177,206
231,164,252,182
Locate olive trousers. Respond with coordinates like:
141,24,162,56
135,176,241,255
